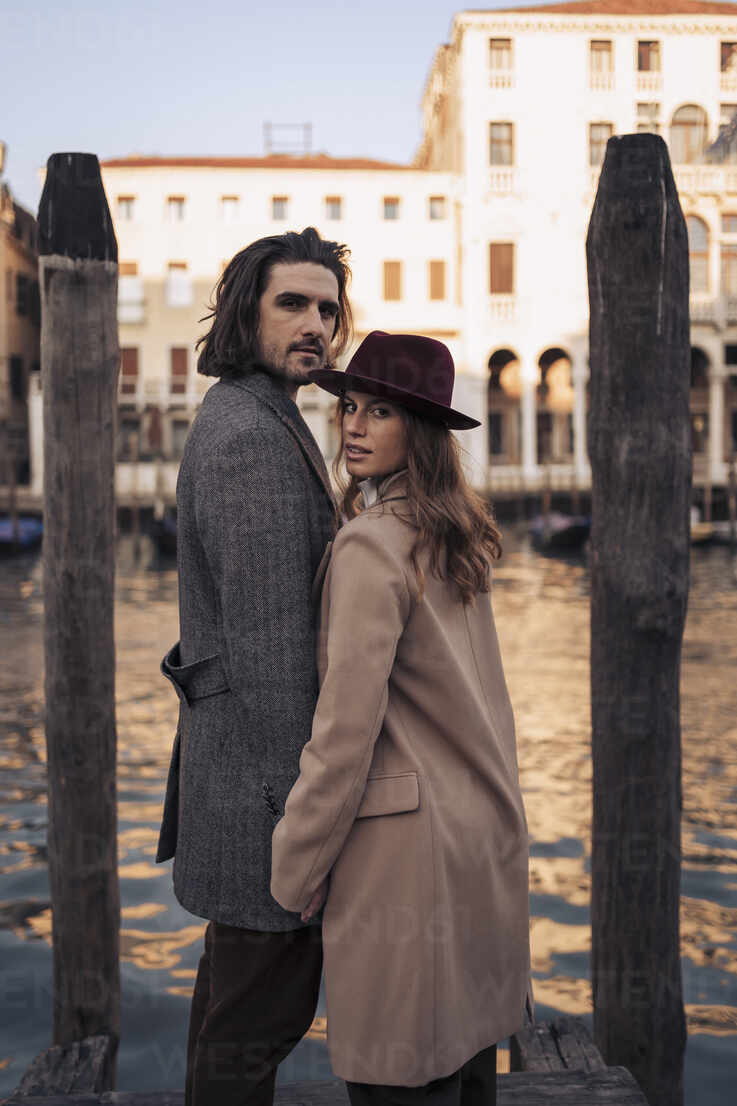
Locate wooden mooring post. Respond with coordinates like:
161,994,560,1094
728,453,737,549
1,416,20,547
38,153,120,1083
586,133,689,1106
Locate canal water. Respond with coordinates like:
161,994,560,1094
0,534,735,1102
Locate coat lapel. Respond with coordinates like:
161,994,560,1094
231,371,337,518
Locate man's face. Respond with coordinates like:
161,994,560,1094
255,262,340,390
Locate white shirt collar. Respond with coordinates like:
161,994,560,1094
358,469,408,510
358,477,380,509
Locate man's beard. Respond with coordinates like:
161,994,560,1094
255,342,326,387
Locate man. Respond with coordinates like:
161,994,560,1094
155,226,353,1106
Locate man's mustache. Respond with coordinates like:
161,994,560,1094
290,342,323,356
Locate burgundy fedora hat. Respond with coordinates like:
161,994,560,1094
308,331,480,430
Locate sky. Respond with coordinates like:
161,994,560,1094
1,0,543,213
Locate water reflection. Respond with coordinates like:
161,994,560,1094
0,534,735,1099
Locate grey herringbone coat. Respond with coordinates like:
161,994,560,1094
155,369,337,930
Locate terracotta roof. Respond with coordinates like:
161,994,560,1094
100,154,413,171
489,1,737,15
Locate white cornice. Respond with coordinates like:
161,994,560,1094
455,15,737,35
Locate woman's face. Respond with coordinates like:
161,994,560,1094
341,390,408,479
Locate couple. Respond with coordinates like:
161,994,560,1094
156,226,533,1106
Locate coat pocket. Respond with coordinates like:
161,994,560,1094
355,772,419,819
161,641,230,706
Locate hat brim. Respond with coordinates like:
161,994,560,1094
307,369,481,430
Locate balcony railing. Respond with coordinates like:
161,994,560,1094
590,72,614,91
690,295,717,324
489,295,516,322
637,72,662,93
489,168,516,194
674,165,737,194
726,296,737,324
118,302,145,324
489,71,514,89
143,379,166,405
721,71,737,93
589,164,737,197
688,294,737,328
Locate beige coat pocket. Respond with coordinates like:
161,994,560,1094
355,772,419,819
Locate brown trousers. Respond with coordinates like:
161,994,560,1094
344,1045,498,1106
185,920,323,1106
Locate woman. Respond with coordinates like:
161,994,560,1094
270,331,533,1106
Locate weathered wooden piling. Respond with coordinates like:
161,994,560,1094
728,453,736,548
1,417,20,546
586,133,689,1106
38,153,120,1079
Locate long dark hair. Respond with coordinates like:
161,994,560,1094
196,227,353,377
333,402,502,604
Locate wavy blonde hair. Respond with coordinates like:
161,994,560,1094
333,399,502,604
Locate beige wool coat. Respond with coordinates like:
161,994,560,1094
270,471,533,1086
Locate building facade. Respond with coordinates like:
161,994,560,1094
95,156,457,505
0,176,40,490
93,0,737,503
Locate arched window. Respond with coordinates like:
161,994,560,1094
536,348,574,463
686,216,709,293
488,349,520,461
690,348,710,455
690,347,710,390
670,105,708,165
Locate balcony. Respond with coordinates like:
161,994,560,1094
489,168,516,194
721,71,737,94
489,295,516,323
690,295,718,325
726,296,737,324
590,72,614,91
637,72,662,93
143,379,167,405
674,165,737,195
588,164,737,198
118,302,145,324
489,71,514,89
688,294,737,328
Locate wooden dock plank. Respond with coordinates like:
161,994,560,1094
551,1018,607,1074
3,1067,649,1106
510,1017,607,1074
510,1021,561,1072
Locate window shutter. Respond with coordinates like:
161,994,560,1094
170,348,188,394
120,348,139,395
383,261,402,301
489,244,514,294
429,260,446,301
